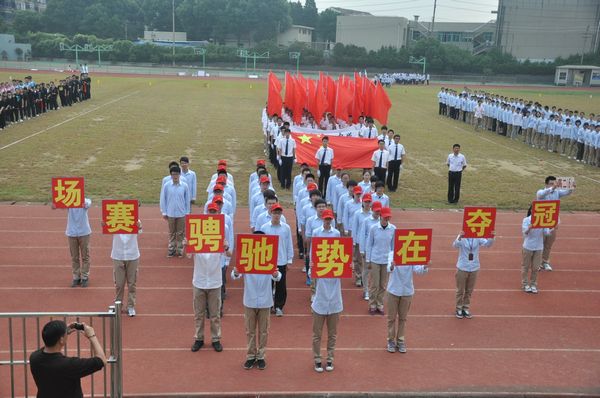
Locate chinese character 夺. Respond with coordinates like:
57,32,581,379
464,209,493,237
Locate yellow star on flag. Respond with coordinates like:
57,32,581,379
299,134,312,144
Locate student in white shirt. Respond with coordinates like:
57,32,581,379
366,207,396,315
385,251,428,353
446,144,467,204
231,231,282,371
315,137,334,197
521,207,553,294
371,139,389,183
386,133,405,192
372,181,390,207
361,118,378,139
350,193,372,289
180,157,197,204
452,230,495,319
473,100,484,131
358,170,372,194
276,128,296,189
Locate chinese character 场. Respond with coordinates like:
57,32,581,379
103,200,138,234
394,229,432,265
531,200,559,228
463,207,496,238
52,177,84,208
238,236,276,273
187,215,224,253
312,238,352,278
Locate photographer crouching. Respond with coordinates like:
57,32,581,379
30,320,107,398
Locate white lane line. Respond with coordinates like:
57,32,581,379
119,313,600,319
0,91,140,151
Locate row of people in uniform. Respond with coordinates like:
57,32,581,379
437,87,600,167
375,72,429,86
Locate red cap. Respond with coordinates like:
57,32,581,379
381,207,392,218
353,186,363,195
207,203,219,212
218,159,227,166
271,203,283,212
256,159,266,166
371,202,383,212
260,175,270,184
212,195,224,204
362,193,373,202
322,209,334,219
216,175,227,183
213,184,224,192
335,165,342,170
217,165,227,172
307,182,318,191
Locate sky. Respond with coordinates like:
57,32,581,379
314,0,499,23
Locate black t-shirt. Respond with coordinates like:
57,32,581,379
29,348,104,398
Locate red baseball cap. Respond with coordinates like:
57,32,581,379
256,159,266,166
217,165,227,172
271,203,283,212
216,175,227,183
371,202,383,212
353,186,363,195
218,159,227,166
381,207,392,218
213,184,224,192
207,203,219,212
212,195,224,204
260,175,270,184
307,182,318,191
362,193,373,202
322,209,334,219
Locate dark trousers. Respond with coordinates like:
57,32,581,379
273,265,287,309
280,156,294,189
576,142,584,160
296,218,304,256
318,165,331,197
438,103,443,115
448,171,462,204
373,167,387,183
386,160,401,191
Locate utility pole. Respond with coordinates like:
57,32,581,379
172,0,175,66
582,25,592,65
431,0,437,37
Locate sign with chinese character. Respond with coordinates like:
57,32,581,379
51,177,84,208
531,200,560,228
556,177,575,190
186,214,225,253
462,207,496,238
311,237,353,278
101,200,139,234
394,229,433,266
235,234,279,274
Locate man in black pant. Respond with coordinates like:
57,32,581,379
386,133,406,192
277,128,296,189
371,139,389,183
315,136,333,198
446,144,467,204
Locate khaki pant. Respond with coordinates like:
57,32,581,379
244,306,270,360
193,287,221,342
368,263,389,310
352,244,362,283
583,145,590,163
542,228,557,264
455,269,479,310
588,147,597,165
361,254,369,295
386,293,412,343
312,311,339,363
68,235,90,280
569,140,579,158
167,216,185,254
113,258,139,308
560,138,569,155
521,248,542,288
595,147,600,166
551,135,560,152
524,128,533,144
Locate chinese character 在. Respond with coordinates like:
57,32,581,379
394,229,432,265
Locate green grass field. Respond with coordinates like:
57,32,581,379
1,71,599,211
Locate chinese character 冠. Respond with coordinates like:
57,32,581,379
396,231,428,263
315,240,349,277
54,179,82,207
188,217,221,251
239,237,274,272
465,209,493,237
532,202,557,227
105,202,136,233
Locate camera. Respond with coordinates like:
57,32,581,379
72,323,85,331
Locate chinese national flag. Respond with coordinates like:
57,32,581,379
234,234,279,274
51,177,85,208
311,237,353,278
394,229,433,266
334,77,353,122
369,83,392,125
531,200,560,228
462,207,496,239
102,200,139,234
267,72,282,117
284,71,295,111
291,132,378,169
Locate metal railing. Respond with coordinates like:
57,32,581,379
0,302,123,398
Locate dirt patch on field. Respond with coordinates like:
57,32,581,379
123,158,145,172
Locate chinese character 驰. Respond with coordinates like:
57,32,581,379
239,237,274,272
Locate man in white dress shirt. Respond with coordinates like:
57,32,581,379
315,136,334,197
371,139,389,183
386,133,406,192
446,144,467,204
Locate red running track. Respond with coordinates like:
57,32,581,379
0,204,599,397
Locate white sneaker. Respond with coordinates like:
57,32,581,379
275,308,283,317
301,267,306,273
524,285,532,293
325,361,334,371
530,286,538,294
543,262,553,271
314,362,324,373
127,307,136,317
363,292,369,301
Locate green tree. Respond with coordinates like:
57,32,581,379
316,8,336,42
12,10,44,35
303,0,318,28
289,1,303,25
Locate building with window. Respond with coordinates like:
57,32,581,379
0,33,31,60
277,25,314,47
555,65,600,87
408,19,496,54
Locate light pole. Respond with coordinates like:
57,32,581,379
194,47,206,68
172,0,175,66
289,51,301,75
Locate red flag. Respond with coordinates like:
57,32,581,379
334,76,353,122
284,71,295,112
267,72,282,117
307,79,317,118
314,78,328,121
292,75,307,124
363,78,376,117
325,74,337,114
369,83,392,125
353,72,364,120
290,131,378,169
